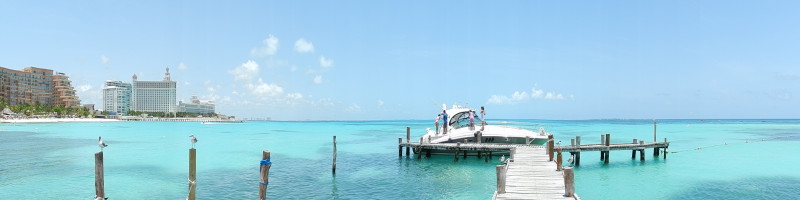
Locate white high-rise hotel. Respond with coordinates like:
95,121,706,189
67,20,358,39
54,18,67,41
131,68,177,113
102,81,132,115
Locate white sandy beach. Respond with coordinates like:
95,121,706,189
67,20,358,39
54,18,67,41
0,118,121,123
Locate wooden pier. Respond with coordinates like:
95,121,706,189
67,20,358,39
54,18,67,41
398,133,670,199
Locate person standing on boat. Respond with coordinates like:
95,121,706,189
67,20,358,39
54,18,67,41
469,110,475,130
434,114,441,135
480,106,486,131
441,109,449,135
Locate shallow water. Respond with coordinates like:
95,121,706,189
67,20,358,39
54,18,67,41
1,119,798,199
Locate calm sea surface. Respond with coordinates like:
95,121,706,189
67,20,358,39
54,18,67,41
1,119,799,199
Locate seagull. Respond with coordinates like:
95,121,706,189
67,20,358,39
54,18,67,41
190,134,198,149
557,140,562,147
98,136,108,152
567,155,574,163
499,155,506,163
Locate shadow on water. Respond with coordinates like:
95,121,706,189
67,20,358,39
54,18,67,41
668,177,800,200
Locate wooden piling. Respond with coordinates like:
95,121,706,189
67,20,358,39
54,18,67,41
496,165,506,194
510,147,516,162
406,127,410,157
632,139,638,159
259,150,271,200
563,167,575,197
398,137,402,157
477,131,482,144
454,142,461,162
94,152,105,200
548,135,554,161
600,134,606,161
188,148,197,200
556,148,563,171
640,149,645,161
575,136,581,166
653,119,657,142
332,136,337,174
664,138,668,159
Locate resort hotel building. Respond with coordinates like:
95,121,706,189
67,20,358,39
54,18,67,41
131,68,177,113
102,67,215,115
178,95,215,114
0,66,81,107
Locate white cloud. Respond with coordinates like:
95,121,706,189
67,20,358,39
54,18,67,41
247,78,283,97
101,55,109,64
251,35,279,57
178,62,189,71
487,87,569,105
294,38,315,53
345,104,362,112
314,75,323,84
184,81,191,86
287,93,303,100
377,99,384,107
79,84,93,92
320,56,333,68
230,60,259,81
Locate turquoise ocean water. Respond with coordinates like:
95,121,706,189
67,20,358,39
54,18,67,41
1,119,799,199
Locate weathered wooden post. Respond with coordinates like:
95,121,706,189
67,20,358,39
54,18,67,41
604,134,610,162
454,142,461,163
510,147,516,162
398,137,402,157
496,165,506,194
548,135,554,161
653,119,657,142
94,152,105,200
564,167,575,197
575,136,581,166
632,139,638,159
664,138,668,159
477,131,482,144
332,136,337,175
556,148,563,171
600,134,606,161
639,141,646,161
259,150,271,200
406,127,410,157
188,148,197,200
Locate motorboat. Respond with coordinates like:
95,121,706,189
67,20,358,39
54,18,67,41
419,105,551,151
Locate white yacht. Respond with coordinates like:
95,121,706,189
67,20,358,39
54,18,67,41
421,106,550,146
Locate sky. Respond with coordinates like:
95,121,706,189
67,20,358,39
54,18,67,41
1,1,799,120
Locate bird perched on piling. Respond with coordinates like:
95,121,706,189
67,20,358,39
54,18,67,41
98,136,108,152
190,134,198,149
499,155,506,163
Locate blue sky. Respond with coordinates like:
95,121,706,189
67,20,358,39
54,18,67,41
2,1,798,120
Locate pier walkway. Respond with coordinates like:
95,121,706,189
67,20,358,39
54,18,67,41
494,146,577,200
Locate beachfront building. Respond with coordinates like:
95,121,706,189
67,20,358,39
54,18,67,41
52,73,80,108
178,95,215,114
131,68,177,113
103,80,132,115
0,66,81,107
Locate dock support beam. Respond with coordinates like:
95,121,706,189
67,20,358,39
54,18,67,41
332,136,337,174
600,134,605,161
548,135,554,161
406,127,410,157
632,139,638,159
259,150,271,200
496,165,506,194
640,149,645,161
575,136,581,166
564,167,575,197
556,148,563,171
454,142,461,163
188,148,197,200
94,152,105,200
398,137,402,157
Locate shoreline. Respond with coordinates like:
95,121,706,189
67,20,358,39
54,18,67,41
0,118,122,123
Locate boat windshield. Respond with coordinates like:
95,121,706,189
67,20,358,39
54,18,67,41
449,111,473,129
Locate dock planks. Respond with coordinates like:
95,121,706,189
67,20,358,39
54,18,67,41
494,147,576,200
